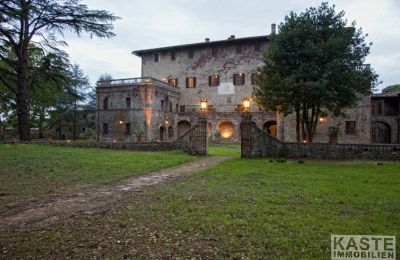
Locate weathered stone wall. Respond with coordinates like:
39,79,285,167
141,41,267,113
277,95,371,144
97,83,180,142
242,116,400,160
53,141,177,151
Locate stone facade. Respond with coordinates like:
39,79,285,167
371,93,400,144
241,115,400,160
96,78,180,142
97,30,395,145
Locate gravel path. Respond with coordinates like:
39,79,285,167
0,156,230,229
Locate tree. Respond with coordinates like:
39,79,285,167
382,84,400,94
255,2,378,142
0,0,118,140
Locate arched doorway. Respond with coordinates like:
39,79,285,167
263,121,277,137
168,126,174,140
160,126,166,141
217,120,234,139
177,120,191,138
372,121,391,143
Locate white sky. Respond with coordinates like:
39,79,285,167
62,0,400,92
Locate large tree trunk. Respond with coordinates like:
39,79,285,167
16,0,31,141
38,109,45,139
16,62,31,141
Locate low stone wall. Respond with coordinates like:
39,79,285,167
53,141,177,151
241,117,400,160
1,140,178,152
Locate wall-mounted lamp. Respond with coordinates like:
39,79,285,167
200,98,208,112
243,97,251,112
319,116,326,123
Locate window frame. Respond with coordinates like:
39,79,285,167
345,121,356,135
233,73,245,85
168,78,178,87
154,53,159,62
103,123,108,135
186,77,196,88
103,97,108,110
170,51,176,61
126,97,131,108
208,75,220,87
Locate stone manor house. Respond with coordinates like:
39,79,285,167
96,25,400,144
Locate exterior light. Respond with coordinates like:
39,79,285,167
319,116,326,123
119,120,123,125
67,139,71,143
200,98,208,112
165,120,169,125
243,97,251,112
113,139,117,143
302,140,307,143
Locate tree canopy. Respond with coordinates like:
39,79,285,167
382,84,400,94
255,2,378,142
0,0,119,140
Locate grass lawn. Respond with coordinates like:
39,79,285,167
2,157,399,258
208,142,241,157
0,144,197,205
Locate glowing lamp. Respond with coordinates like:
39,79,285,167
243,97,251,111
319,116,326,123
165,120,169,125
200,99,208,111
119,120,123,125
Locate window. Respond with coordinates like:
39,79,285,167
188,50,194,59
236,45,242,54
83,114,86,118
170,51,176,61
176,104,178,113
103,97,108,109
233,73,245,85
254,43,261,52
227,97,232,104
168,78,178,87
126,97,131,108
186,77,196,88
82,128,86,132
125,123,131,135
208,75,220,87
211,47,217,56
251,72,260,85
345,121,356,134
180,106,185,113
103,123,108,135
154,53,159,62
169,102,172,112
161,100,165,111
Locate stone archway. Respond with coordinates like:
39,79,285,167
168,126,174,140
177,120,191,138
263,121,277,137
217,120,234,139
160,126,166,141
372,121,391,143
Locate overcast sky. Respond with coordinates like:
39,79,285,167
62,0,400,92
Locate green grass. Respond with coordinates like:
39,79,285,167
208,142,241,157
0,144,197,205
3,158,398,259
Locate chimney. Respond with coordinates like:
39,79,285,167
228,35,235,40
271,23,276,34
205,38,210,42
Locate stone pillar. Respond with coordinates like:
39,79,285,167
240,112,252,158
197,115,208,155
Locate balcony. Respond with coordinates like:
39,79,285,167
97,77,176,90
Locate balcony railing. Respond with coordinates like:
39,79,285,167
97,77,176,89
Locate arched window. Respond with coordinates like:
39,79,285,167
103,97,109,110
